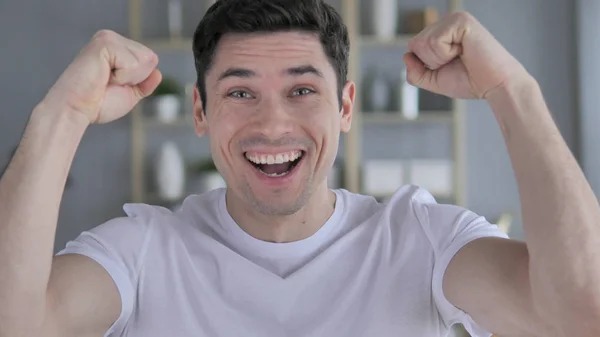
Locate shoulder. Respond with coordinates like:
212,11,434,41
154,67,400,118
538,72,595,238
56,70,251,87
381,185,507,251
175,188,224,222
334,188,383,215
105,188,225,236
73,203,164,242
57,202,175,262
331,185,437,229
384,184,484,225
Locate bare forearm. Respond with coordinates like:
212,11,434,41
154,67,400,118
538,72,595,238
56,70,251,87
0,103,88,333
487,77,600,334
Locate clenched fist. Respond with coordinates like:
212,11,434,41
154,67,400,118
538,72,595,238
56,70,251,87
42,30,162,124
404,12,529,100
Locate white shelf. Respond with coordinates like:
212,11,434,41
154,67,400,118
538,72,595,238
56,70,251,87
145,193,186,206
362,110,454,125
358,34,414,47
143,116,193,127
142,38,193,51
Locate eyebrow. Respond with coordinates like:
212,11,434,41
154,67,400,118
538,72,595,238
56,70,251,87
286,65,324,78
218,68,256,82
217,65,324,82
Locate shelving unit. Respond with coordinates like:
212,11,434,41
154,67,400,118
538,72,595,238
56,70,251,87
127,0,466,207
127,0,211,204
343,0,465,205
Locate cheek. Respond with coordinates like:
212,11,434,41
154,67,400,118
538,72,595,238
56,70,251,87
300,107,341,163
207,111,241,157
303,107,341,137
299,97,339,125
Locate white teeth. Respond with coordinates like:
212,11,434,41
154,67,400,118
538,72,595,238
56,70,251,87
245,151,303,165
262,170,290,177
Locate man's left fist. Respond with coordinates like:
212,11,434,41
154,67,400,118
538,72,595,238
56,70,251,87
404,11,529,100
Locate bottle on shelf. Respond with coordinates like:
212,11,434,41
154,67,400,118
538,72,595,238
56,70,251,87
363,68,392,112
398,68,419,120
168,0,183,40
372,0,398,39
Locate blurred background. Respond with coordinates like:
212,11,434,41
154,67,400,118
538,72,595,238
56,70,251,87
0,0,597,255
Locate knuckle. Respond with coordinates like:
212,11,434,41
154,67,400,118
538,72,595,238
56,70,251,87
93,29,117,42
453,11,474,23
426,35,439,49
141,50,159,65
412,36,427,50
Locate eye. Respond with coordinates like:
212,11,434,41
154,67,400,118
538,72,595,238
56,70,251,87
291,88,315,97
228,90,253,99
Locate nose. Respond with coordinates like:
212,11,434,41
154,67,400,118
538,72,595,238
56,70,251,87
252,95,295,140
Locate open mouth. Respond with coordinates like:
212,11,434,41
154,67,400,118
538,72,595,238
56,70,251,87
244,150,304,177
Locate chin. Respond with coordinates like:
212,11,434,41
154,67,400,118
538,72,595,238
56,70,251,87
243,182,313,217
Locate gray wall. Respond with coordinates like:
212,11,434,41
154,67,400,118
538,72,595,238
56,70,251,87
360,0,578,239
462,0,577,239
0,0,578,250
0,0,134,252
576,0,600,197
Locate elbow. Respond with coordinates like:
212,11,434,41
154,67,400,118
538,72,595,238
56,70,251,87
553,297,600,337
0,301,48,337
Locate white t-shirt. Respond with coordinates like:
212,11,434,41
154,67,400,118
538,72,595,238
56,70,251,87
56,185,508,337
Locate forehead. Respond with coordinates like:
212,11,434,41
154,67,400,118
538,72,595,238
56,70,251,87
207,31,335,79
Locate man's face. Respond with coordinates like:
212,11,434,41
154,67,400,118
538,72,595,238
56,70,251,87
193,31,354,216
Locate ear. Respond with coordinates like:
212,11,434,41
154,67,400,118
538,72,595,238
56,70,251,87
193,85,208,137
340,81,355,133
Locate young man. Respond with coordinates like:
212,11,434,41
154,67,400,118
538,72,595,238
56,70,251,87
1,0,599,336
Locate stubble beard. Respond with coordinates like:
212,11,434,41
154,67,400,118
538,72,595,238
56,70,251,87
241,173,316,217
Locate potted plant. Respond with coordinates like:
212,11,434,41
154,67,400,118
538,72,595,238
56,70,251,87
188,157,226,193
150,76,183,123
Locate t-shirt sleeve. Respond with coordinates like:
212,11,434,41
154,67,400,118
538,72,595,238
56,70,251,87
412,189,510,337
55,204,156,337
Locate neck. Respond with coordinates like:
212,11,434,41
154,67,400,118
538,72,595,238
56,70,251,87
225,183,336,243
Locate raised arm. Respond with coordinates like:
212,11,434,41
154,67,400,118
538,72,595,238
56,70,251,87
0,30,161,337
405,12,600,337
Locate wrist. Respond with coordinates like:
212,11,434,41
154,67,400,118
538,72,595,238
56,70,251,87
30,100,91,134
485,73,555,142
485,73,541,112
26,101,91,152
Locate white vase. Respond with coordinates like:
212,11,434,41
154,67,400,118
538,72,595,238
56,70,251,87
201,172,226,192
372,0,398,39
154,95,180,123
399,68,419,119
156,141,185,201
168,0,183,39
364,70,391,112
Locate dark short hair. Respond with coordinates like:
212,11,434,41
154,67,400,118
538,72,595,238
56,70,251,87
192,0,350,112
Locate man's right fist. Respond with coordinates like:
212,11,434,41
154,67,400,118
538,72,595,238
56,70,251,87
42,30,162,124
